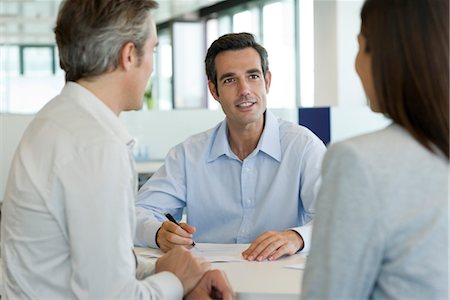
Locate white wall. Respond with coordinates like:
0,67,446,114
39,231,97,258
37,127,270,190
314,0,366,107
336,0,365,106
314,0,338,106
0,108,298,199
313,1,391,141
330,106,391,143
120,109,225,161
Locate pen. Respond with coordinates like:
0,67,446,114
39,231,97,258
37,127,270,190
164,213,196,247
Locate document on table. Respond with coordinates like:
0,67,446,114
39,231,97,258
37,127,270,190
283,262,306,270
135,243,250,262
283,255,307,270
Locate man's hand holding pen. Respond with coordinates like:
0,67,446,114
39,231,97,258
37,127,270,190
156,213,197,252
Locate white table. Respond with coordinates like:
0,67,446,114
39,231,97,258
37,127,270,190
0,247,305,298
212,254,304,300
136,244,305,299
135,160,164,174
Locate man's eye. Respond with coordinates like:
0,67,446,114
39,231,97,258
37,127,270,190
223,78,235,84
249,74,260,79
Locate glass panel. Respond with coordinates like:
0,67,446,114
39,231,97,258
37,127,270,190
299,0,315,107
172,22,206,108
218,15,231,36
233,8,259,36
263,0,296,108
0,46,20,112
0,45,64,114
206,18,220,110
22,46,53,76
154,29,173,110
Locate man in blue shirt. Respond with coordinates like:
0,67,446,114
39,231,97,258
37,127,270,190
135,33,326,261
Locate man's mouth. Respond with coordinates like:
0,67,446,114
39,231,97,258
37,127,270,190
236,101,256,108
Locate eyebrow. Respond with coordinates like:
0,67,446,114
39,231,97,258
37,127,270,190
219,72,235,82
218,68,262,82
247,68,262,75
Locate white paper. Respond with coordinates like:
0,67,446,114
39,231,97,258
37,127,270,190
135,243,250,262
283,262,306,270
283,255,307,270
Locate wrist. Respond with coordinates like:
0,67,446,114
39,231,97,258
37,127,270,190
289,229,304,252
155,227,162,248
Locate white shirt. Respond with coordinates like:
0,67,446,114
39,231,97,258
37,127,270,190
1,82,183,299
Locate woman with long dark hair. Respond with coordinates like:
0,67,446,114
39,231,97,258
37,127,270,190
302,0,448,298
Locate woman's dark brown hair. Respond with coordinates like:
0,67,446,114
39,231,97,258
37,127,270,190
361,0,449,158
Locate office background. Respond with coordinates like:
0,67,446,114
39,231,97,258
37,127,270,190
0,0,389,198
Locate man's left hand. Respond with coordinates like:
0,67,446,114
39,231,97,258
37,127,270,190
241,230,304,261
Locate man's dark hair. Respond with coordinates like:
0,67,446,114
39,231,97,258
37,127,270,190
205,32,269,89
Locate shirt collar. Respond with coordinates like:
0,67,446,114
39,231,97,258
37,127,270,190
61,82,135,149
208,120,233,162
257,110,282,161
207,110,282,162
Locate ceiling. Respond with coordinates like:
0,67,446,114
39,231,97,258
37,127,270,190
0,0,224,44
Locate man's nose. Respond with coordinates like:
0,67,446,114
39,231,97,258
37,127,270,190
238,79,251,97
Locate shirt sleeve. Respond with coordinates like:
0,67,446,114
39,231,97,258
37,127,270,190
290,222,313,253
135,257,183,299
134,144,187,248
301,142,384,299
59,141,183,299
290,137,326,253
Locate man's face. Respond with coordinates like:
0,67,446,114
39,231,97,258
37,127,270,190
208,47,271,129
128,17,158,111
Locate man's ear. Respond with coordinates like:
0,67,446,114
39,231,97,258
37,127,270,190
208,80,220,101
264,70,272,93
119,42,136,71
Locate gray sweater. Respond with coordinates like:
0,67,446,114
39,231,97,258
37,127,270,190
302,124,448,300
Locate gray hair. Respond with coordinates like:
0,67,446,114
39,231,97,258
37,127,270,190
54,0,158,82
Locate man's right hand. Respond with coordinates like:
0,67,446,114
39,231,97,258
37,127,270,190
186,269,235,300
155,246,210,295
156,221,196,252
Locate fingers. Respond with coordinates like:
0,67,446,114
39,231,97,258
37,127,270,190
242,233,284,261
207,270,235,300
157,221,196,252
156,246,211,295
185,269,235,300
242,230,303,261
180,222,196,234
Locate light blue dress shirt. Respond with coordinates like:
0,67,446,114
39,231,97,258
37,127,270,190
135,110,326,252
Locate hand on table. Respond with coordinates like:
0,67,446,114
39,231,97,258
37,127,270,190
156,220,196,252
186,269,235,300
155,246,210,295
242,230,304,261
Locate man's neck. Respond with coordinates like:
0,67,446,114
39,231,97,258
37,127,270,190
77,74,124,116
227,117,265,161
